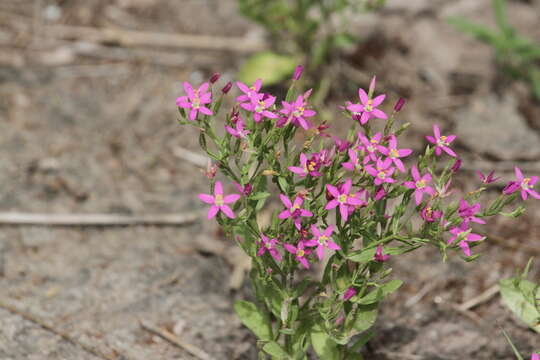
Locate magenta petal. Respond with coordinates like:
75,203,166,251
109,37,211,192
289,166,307,176
325,200,339,210
300,209,313,217
298,257,310,269
220,205,235,219
327,240,341,251
270,250,282,262
398,148,413,157
411,165,420,181
360,112,370,125
358,88,369,105
459,241,471,257
443,146,457,157
342,179,352,193
207,206,219,219
515,167,523,181
183,82,194,97
339,204,348,221
257,247,266,256
415,190,423,205
283,243,296,254
316,246,324,260
348,104,363,113
371,108,387,120
189,108,198,121
372,94,386,107
198,194,215,204
224,194,240,203
280,194,292,208
214,181,223,195
433,124,441,138
327,185,340,198
529,190,540,199
278,210,290,219
199,106,213,116
426,135,436,144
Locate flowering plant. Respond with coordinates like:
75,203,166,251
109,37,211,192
176,70,538,358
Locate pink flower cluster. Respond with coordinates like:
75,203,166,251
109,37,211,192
181,72,540,265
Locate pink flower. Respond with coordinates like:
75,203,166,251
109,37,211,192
236,79,262,103
346,76,388,124
333,137,351,152
198,181,240,219
531,353,539,360
378,135,413,173
176,82,213,121
425,124,457,157
288,153,322,177
477,170,500,184
448,223,483,257
241,94,278,123
502,167,540,200
284,242,312,269
394,98,406,112
420,205,442,223
292,64,303,81
374,245,390,262
257,235,282,262
233,182,252,196
365,157,396,186
278,194,313,230
280,94,317,130
304,225,341,260
343,287,357,301
325,179,364,222
403,165,435,205
458,199,486,225
357,132,383,161
342,149,368,173
225,117,250,138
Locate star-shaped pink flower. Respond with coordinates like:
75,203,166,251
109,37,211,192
425,124,457,157
304,225,341,260
447,223,484,257
283,242,312,269
198,181,240,219
176,82,213,121
403,165,435,205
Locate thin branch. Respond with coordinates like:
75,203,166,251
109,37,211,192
457,284,500,312
139,321,212,360
0,212,200,226
44,25,266,53
0,298,126,360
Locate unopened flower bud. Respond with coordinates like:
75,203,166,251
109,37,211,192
451,157,462,172
293,65,303,81
394,98,405,112
209,73,220,84
221,81,232,94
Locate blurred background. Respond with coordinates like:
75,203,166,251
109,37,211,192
0,0,539,358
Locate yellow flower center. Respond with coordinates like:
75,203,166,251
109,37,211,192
307,161,316,172
319,235,328,245
390,149,399,158
339,194,347,203
378,171,386,179
215,194,224,206
296,249,305,257
416,180,426,189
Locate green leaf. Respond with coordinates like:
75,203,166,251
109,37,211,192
277,177,289,193
234,300,273,340
352,303,378,333
310,325,340,360
262,341,290,359
354,280,403,305
448,17,499,44
350,329,375,352
348,247,377,263
251,192,271,201
238,52,298,86
499,278,540,333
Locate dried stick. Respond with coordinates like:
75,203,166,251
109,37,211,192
457,284,500,312
139,321,212,360
0,298,124,360
45,25,266,53
0,212,200,226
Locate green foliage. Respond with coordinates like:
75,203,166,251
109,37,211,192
237,0,386,87
448,0,540,101
239,52,298,86
499,258,540,333
234,300,274,341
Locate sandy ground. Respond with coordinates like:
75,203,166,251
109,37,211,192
0,0,539,358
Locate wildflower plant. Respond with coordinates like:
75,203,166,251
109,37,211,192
176,69,537,358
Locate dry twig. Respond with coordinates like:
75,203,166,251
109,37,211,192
0,298,126,360
45,25,266,53
457,284,500,312
140,321,212,360
0,212,200,226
